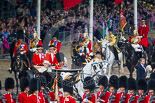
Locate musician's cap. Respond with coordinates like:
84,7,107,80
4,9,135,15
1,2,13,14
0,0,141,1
0,80,1,90
29,78,41,94
49,45,55,50
63,79,73,94
83,76,95,91
127,78,137,90
5,77,15,91
98,76,108,88
141,18,146,22
137,79,147,92
51,74,62,88
150,72,155,79
118,75,127,89
108,28,113,31
56,52,64,62
20,77,29,92
96,51,101,55
17,29,24,39
38,76,47,87
37,40,43,49
109,75,118,89
148,79,155,90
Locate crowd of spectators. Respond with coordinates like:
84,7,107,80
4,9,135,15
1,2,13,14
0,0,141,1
0,0,154,54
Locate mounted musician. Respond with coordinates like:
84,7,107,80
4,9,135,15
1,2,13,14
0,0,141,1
104,28,120,64
138,18,150,48
10,29,30,73
92,51,103,63
49,35,61,53
33,40,46,66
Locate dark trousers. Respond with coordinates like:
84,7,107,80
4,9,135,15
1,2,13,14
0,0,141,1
109,46,119,60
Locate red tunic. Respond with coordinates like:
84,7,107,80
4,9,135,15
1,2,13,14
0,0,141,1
135,94,148,103
125,93,138,103
62,96,76,103
48,91,63,102
3,93,16,103
46,53,58,66
29,94,44,103
18,92,30,103
108,92,120,103
39,92,48,103
49,40,61,52
145,94,155,103
13,42,27,56
33,53,46,66
82,93,96,103
97,91,110,103
138,25,150,48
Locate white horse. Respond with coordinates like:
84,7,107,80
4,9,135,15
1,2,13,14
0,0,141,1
60,60,108,98
101,39,124,77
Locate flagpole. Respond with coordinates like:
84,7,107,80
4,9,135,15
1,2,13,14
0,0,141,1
37,0,41,39
134,0,137,30
89,0,93,50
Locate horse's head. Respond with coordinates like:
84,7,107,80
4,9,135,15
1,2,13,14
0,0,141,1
101,39,109,53
14,54,24,72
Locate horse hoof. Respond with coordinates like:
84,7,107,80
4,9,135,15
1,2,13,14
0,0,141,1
8,70,12,74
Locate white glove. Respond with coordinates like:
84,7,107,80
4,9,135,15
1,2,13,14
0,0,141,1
107,43,110,46
89,52,93,56
83,98,89,102
79,53,83,56
20,52,24,55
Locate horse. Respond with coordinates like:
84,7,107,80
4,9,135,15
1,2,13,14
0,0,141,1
12,54,29,94
101,39,124,77
60,60,109,100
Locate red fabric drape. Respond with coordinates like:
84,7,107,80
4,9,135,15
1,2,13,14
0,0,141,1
63,0,83,11
119,10,127,31
115,0,124,5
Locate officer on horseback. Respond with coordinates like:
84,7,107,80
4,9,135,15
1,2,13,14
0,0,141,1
105,28,120,64
49,35,61,53
10,29,30,73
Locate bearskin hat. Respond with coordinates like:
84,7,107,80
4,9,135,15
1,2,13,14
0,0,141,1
56,52,64,62
29,78,41,94
109,75,118,89
83,76,95,91
137,79,147,92
98,76,108,88
118,75,127,89
127,78,137,90
20,77,29,92
17,29,24,39
51,74,62,88
0,80,1,90
5,77,15,91
150,72,155,79
63,79,73,94
148,79,155,90
38,76,47,87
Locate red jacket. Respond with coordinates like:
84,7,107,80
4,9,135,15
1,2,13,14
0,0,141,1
62,96,76,103
97,91,110,103
48,91,63,102
49,40,61,52
3,93,16,103
46,53,58,66
145,94,155,103
33,53,46,66
125,93,138,103
83,93,96,103
138,25,150,47
29,94,44,103
13,42,27,56
18,92,30,103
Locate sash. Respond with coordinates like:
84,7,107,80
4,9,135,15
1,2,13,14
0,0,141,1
54,41,59,47
17,42,25,52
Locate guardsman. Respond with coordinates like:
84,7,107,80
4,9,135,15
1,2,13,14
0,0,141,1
33,40,46,66
29,29,40,49
138,18,150,48
48,74,63,102
105,28,120,64
136,79,148,103
97,76,109,103
62,79,76,103
82,76,96,103
83,29,93,55
18,77,30,103
117,75,128,103
10,29,30,72
49,35,61,53
108,75,119,103
29,78,44,103
125,78,137,103
145,79,155,103
55,52,67,69
46,45,58,66
3,77,16,103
